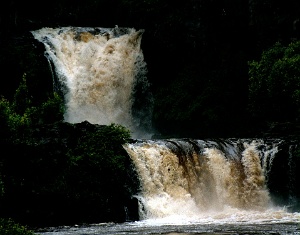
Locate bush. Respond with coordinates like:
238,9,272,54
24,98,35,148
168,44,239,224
0,218,35,235
25,92,64,125
0,120,138,227
61,123,135,223
248,40,300,123
0,74,64,140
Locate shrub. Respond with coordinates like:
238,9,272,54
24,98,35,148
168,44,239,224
248,40,300,123
0,73,64,139
0,218,36,235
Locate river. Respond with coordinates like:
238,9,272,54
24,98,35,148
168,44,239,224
36,219,300,235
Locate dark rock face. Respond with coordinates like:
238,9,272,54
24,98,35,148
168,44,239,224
266,138,300,211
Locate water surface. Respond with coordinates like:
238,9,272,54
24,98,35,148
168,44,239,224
36,213,300,235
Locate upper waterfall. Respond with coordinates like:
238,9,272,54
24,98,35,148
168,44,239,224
31,26,153,138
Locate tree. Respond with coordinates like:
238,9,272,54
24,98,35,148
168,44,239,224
248,40,300,125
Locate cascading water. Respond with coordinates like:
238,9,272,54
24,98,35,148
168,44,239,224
30,26,300,235
123,138,300,224
31,26,153,138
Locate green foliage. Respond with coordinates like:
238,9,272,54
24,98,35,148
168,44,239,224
248,40,300,122
12,73,32,115
25,92,64,125
0,96,29,135
0,218,35,235
16,73,64,126
67,123,130,172
65,123,132,199
0,67,135,225
55,123,135,223
0,73,64,137
0,120,135,226
0,97,12,136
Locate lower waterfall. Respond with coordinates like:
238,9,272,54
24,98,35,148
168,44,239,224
123,138,300,223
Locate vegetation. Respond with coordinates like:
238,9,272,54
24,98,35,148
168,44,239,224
0,76,137,228
248,41,300,133
0,73,64,136
0,218,35,235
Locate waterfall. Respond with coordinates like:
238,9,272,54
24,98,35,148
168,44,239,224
31,26,153,138
30,26,299,225
123,138,300,222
